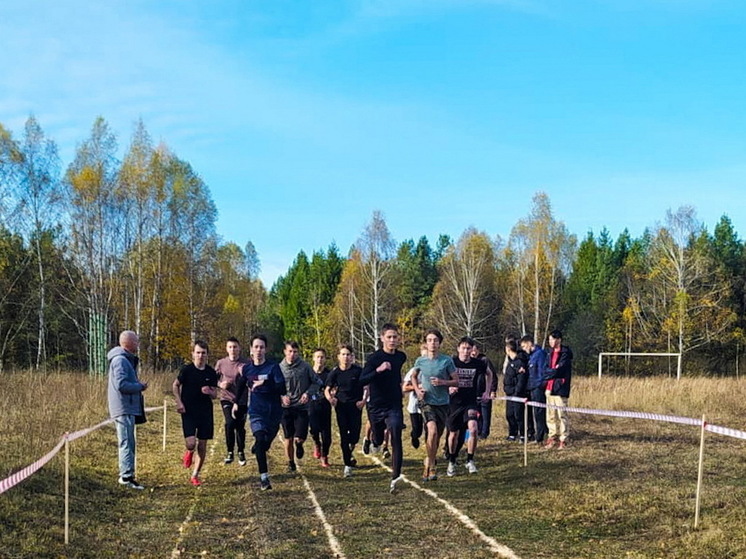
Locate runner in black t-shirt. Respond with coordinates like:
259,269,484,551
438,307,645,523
360,323,408,494
446,336,486,476
173,340,218,487
326,344,367,477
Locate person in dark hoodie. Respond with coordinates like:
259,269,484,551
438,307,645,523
503,339,529,441
308,348,332,468
107,330,148,490
234,334,287,491
520,334,548,445
279,341,322,472
543,329,573,449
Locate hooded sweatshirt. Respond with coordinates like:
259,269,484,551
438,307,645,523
107,346,145,418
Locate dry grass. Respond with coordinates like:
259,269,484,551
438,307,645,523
0,372,744,558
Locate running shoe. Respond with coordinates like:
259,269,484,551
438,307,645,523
506,435,517,442
343,466,353,478
295,441,305,459
411,437,420,449
238,452,247,466
118,477,144,490
223,452,234,465
190,476,201,487
421,465,430,482
390,475,403,494
558,440,567,450
544,438,556,449
287,461,297,473
465,461,478,474
182,450,194,468
260,477,272,491
382,446,391,459
313,444,321,459
320,457,330,468
427,470,438,482
363,439,371,455
447,462,457,477
349,458,357,467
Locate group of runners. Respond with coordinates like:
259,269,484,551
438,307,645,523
168,322,573,493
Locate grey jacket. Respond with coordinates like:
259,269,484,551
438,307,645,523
107,346,145,418
279,358,322,408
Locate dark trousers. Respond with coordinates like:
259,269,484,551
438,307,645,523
336,401,363,466
309,401,333,457
409,412,423,443
253,429,276,475
478,398,492,438
505,399,525,437
221,401,247,453
368,406,403,479
529,387,547,442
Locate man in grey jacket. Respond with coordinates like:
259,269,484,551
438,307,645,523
279,341,322,471
107,330,148,489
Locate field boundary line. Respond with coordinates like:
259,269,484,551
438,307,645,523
300,474,346,558
366,454,521,559
279,434,346,558
170,438,219,558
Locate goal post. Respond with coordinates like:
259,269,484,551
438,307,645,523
598,352,682,380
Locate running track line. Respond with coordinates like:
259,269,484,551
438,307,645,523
170,439,219,558
300,474,347,559
279,435,346,558
366,454,521,559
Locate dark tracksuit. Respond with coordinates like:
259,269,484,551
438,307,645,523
504,351,529,438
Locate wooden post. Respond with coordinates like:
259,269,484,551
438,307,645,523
163,399,168,452
694,414,706,528
64,435,70,545
523,401,528,467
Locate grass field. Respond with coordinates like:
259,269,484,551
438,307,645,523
1,372,745,558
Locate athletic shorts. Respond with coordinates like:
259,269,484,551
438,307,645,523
281,407,309,440
181,410,214,440
446,405,479,432
420,403,449,431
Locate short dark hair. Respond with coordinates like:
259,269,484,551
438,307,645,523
194,339,209,352
458,336,476,347
226,336,240,344
250,334,268,346
313,347,327,356
284,340,300,350
505,339,518,353
424,329,443,344
549,329,563,340
380,322,398,335
338,343,354,354
505,333,518,343
520,334,534,345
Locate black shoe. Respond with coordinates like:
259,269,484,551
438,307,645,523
238,452,247,466
260,477,272,491
349,458,357,467
287,461,297,472
118,476,144,490
506,435,516,442
224,452,234,464
527,434,535,442
250,444,256,454
382,447,391,459
295,441,305,459
412,437,420,449
363,439,371,455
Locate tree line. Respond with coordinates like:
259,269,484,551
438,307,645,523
1,117,743,375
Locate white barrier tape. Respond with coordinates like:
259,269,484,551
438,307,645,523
705,424,746,441
1,404,165,495
498,396,746,439
0,436,67,496
497,396,700,426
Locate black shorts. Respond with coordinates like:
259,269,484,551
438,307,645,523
181,410,214,440
420,403,449,432
281,407,309,440
446,405,479,432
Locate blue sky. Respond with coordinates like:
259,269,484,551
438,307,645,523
2,0,745,286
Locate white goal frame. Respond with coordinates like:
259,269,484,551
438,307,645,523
598,352,682,380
